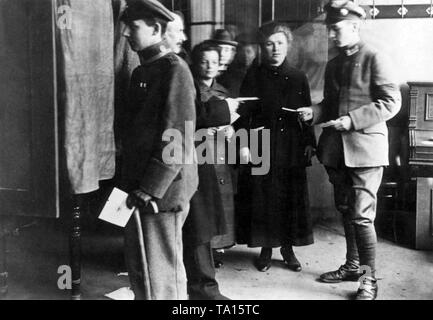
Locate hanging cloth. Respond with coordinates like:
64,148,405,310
57,0,116,194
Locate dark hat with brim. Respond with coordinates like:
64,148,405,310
121,0,175,23
207,29,238,47
324,0,366,24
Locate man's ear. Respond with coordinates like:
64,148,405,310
352,21,361,33
153,22,162,36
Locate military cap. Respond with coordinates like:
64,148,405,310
324,0,366,24
121,0,175,23
207,29,238,47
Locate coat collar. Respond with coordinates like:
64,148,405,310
340,41,365,57
198,79,228,101
138,41,170,65
263,58,292,76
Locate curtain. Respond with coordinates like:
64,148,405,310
57,0,116,194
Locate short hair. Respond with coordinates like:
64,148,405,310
191,42,221,76
258,21,293,45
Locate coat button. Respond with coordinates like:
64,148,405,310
220,179,225,185
279,117,282,121
280,129,284,132
285,77,289,80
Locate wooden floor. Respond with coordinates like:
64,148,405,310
1,216,433,300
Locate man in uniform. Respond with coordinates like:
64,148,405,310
120,0,198,300
298,0,401,300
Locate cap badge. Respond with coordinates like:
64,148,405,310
340,8,349,16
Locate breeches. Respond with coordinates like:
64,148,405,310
325,166,383,275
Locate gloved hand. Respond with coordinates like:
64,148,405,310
126,189,152,210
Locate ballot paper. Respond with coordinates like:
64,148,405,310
230,112,240,124
236,97,259,102
105,287,135,300
282,107,299,113
98,187,134,227
320,120,340,128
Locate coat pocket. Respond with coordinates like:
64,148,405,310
362,122,387,135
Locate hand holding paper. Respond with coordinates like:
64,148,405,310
98,188,159,228
98,188,135,228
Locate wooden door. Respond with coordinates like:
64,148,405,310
0,0,59,217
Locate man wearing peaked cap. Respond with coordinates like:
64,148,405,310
324,0,367,24
298,0,401,300
122,0,175,23
121,0,198,300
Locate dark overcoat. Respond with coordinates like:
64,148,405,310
236,59,315,247
183,80,234,246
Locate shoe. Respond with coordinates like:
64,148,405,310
255,247,272,272
320,265,362,283
355,277,378,300
280,247,302,272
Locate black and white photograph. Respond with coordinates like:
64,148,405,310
0,0,433,304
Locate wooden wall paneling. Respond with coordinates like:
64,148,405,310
416,178,433,249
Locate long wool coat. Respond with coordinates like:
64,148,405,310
183,80,234,246
236,59,315,248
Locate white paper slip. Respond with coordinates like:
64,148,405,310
105,287,135,300
282,108,298,113
320,120,340,128
230,112,240,124
236,97,259,101
98,187,134,228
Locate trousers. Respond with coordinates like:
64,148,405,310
124,205,189,300
326,166,383,277
183,240,223,300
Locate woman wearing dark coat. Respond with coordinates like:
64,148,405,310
236,21,315,272
182,42,237,300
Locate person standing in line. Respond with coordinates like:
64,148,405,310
237,21,316,273
298,0,401,300
166,17,239,300
120,0,198,300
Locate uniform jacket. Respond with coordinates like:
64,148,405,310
312,42,402,168
122,43,198,213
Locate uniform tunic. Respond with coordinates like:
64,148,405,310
122,43,198,300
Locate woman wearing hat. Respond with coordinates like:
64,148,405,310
237,21,315,272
